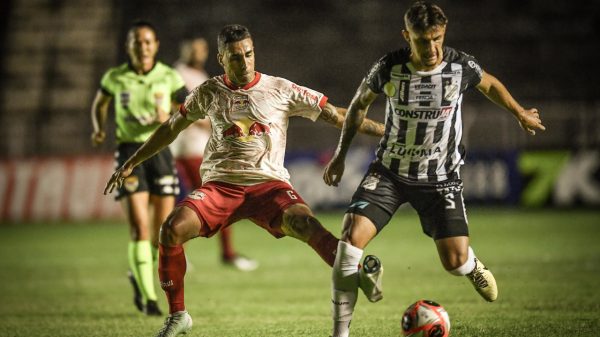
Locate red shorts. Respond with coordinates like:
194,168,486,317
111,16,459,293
179,180,306,238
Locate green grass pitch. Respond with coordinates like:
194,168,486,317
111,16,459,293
0,208,598,336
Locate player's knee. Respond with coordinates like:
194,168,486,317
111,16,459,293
159,212,187,246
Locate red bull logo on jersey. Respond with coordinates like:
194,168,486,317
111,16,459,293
222,120,271,141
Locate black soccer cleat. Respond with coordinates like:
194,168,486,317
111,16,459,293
127,270,144,312
145,299,163,316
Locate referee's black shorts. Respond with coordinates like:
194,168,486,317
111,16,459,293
114,143,179,200
347,161,469,240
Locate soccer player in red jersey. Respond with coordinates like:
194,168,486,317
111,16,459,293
105,24,384,337
172,37,258,271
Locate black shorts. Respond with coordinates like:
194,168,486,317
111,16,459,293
347,162,468,240
114,143,179,200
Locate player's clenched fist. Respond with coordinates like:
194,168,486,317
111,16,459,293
104,164,134,195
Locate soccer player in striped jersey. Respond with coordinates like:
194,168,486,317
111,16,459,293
104,24,384,337
323,2,545,336
91,20,187,316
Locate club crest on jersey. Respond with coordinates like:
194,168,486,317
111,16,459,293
231,94,251,112
188,190,206,200
123,176,139,192
361,173,380,191
444,80,459,101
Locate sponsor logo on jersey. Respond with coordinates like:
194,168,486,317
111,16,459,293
415,84,437,90
389,144,442,158
398,81,407,103
415,94,434,101
393,107,453,120
291,83,319,104
468,60,483,77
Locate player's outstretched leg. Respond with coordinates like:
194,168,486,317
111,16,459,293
448,246,497,302
358,255,384,303
154,311,193,337
331,241,363,337
155,206,202,336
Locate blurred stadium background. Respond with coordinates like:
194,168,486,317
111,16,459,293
1,0,599,222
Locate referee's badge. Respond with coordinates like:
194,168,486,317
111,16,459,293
383,82,397,97
123,176,139,192
361,173,380,191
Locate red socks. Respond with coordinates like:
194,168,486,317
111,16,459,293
158,244,187,313
308,230,339,267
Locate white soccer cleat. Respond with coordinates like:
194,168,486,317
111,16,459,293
154,311,193,337
466,258,498,302
358,255,383,303
224,255,259,272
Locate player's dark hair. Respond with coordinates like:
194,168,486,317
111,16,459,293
217,24,252,53
404,1,448,32
127,20,158,40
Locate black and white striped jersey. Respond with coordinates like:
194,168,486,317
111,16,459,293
366,46,483,184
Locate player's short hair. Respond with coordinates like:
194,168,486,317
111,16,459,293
217,24,252,53
127,20,158,40
404,1,448,32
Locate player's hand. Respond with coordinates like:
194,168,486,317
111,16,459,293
323,155,345,187
104,164,134,195
516,108,545,135
91,130,106,147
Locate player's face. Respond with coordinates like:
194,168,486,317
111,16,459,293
218,38,255,86
126,27,159,67
403,25,446,71
191,39,209,65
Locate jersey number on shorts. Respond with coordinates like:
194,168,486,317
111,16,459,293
444,193,456,209
286,190,298,200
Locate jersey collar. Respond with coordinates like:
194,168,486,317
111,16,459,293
223,72,261,90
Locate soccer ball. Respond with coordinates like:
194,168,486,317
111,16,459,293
401,300,450,337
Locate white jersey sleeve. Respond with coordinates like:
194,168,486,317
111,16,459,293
180,83,214,121
285,80,328,121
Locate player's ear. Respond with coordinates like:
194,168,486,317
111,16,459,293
402,29,410,44
217,52,224,67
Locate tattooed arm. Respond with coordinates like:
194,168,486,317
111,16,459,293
323,80,379,186
318,102,384,137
